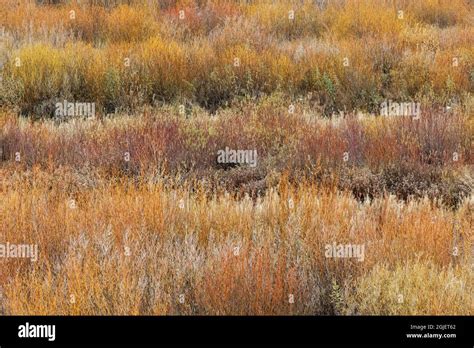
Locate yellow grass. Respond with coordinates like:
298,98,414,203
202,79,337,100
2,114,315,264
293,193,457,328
1,0,472,114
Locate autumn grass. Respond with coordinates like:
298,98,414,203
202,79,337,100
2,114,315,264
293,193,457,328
1,101,471,205
0,0,472,316
0,0,472,114
0,169,472,315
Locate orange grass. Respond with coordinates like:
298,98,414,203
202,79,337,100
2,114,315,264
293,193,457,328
0,170,472,315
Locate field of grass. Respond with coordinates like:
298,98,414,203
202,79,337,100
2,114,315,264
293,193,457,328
0,0,473,315
1,172,472,314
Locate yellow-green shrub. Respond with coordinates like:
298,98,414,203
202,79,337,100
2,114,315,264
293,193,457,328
9,44,67,114
327,0,404,39
138,37,189,102
346,261,472,315
407,0,471,27
104,5,158,43
245,1,324,39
